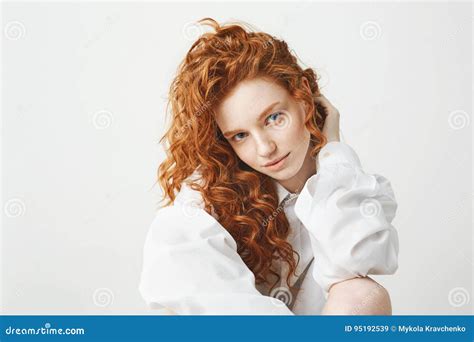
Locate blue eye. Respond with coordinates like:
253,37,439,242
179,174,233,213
232,132,247,142
230,112,284,143
266,112,282,123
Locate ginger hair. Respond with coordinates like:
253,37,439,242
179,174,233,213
157,18,328,290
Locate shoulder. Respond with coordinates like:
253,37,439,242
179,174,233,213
174,168,206,210
173,167,221,220
147,168,226,247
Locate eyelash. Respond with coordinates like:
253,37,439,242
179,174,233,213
231,112,283,142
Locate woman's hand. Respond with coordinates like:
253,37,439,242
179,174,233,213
316,94,340,143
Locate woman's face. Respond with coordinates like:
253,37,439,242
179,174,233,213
215,76,314,189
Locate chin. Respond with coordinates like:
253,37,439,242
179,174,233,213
267,166,298,181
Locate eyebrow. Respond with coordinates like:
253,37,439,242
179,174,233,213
222,101,281,138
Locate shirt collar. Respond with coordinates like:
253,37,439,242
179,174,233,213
272,152,320,206
273,180,300,207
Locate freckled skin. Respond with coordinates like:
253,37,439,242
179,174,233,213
215,76,316,193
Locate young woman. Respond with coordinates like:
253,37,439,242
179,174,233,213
138,18,399,315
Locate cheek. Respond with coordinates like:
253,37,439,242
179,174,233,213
287,115,310,146
233,145,257,166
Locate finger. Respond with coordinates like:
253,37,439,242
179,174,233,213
314,94,332,105
315,96,337,112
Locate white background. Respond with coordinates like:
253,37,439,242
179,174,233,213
1,1,472,315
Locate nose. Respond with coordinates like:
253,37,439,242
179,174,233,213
255,134,277,159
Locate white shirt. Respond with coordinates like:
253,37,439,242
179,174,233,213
138,141,399,315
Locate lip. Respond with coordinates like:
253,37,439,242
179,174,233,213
263,152,290,169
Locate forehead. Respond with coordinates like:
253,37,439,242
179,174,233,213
215,77,291,125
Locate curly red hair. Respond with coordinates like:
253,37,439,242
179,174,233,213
157,18,328,291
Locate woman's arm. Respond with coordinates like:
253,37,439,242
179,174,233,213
323,276,392,315
294,95,399,314
294,141,399,293
138,200,295,315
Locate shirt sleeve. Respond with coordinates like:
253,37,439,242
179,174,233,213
138,201,295,315
294,141,399,294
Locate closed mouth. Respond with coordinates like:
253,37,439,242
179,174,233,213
264,152,290,167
